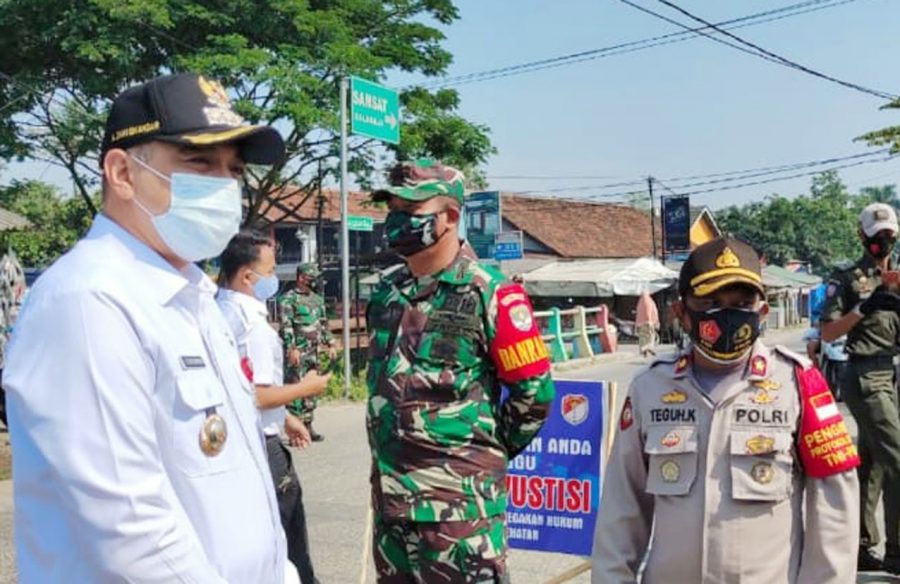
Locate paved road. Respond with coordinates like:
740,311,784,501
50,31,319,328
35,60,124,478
2,327,898,582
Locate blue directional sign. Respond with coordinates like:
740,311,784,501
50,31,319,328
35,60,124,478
494,231,523,261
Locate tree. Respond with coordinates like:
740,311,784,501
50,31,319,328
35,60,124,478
859,185,900,210
0,180,94,267
0,0,495,223
857,98,900,153
716,172,869,275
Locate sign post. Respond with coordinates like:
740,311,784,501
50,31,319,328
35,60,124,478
347,215,374,232
340,76,400,395
350,77,400,144
494,230,523,261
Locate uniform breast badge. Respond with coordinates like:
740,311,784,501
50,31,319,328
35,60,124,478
200,408,228,456
745,435,775,455
751,461,775,484
661,431,681,448
660,459,681,482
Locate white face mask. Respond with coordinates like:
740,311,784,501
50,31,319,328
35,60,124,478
130,156,242,262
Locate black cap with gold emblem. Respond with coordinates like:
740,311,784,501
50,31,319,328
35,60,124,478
100,73,284,166
679,236,765,298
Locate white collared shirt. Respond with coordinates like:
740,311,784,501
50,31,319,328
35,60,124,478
216,288,286,436
4,214,286,583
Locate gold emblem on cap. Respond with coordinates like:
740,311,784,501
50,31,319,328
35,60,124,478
745,435,776,455
751,461,775,484
199,412,228,457
198,76,231,107
715,247,741,268
660,459,681,483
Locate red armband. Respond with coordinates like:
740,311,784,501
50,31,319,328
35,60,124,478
489,284,551,382
795,365,859,478
240,356,254,383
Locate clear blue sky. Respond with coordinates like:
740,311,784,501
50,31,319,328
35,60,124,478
7,0,900,210
390,0,900,208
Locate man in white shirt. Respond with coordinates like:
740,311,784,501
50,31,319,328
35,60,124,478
4,73,292,583
216,230,330,584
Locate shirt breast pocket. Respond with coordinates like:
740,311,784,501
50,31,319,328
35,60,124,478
644,425,699,496
171,374,239,478
730,429,794,502
414,329,485,399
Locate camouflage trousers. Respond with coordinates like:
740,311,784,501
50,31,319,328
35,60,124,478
285,362,317,422
373,514,509,583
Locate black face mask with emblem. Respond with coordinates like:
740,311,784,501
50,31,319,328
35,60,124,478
687,307,761,365
864,233,896,260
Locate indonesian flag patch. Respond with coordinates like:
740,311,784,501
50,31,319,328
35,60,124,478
795,365,859,478
490,284,551,382
240,356,254,383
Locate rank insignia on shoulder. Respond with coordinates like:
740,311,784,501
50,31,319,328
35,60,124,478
620,397,634,431
750,355,767,377
661,389,688,404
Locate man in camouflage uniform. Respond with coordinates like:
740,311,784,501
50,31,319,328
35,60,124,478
365,159,555,583
821,202,900,573
279,263,335,442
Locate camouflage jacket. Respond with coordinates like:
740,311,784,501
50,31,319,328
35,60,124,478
278,288,333,362
365,243,555,522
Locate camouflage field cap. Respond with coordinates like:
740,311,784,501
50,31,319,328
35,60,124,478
297,263,320,278
372,158,466,205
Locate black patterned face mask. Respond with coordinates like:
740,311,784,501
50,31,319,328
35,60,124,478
865,233,896,259
687,307,761,364
384,210,445,256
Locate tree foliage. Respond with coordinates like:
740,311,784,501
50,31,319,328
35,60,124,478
858,98,900,154
716,172,888,275
0,0,495,223
0,180,94,267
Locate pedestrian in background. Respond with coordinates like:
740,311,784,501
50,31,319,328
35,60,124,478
365,159,555,582
635,289,659,357
279,263,335,441
217,231,331,584
593,236,859,583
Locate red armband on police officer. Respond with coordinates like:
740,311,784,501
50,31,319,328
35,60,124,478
795,365,859,478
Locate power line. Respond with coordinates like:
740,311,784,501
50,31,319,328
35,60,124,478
507,149,888,195
415,0,859,89
631,0,897,100
499,152,896,212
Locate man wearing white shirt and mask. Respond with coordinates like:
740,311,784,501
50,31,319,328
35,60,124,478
4,73,297,583
216,230,330,584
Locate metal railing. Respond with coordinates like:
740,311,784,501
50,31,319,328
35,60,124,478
534,305,614,363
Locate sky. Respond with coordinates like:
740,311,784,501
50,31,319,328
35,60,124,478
6,0,900,210
390,0,900,208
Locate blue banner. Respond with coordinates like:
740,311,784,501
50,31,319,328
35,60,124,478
506,380,604,556
663,195,691,253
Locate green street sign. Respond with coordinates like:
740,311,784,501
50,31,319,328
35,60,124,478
350,76,400,144
348,215,374,232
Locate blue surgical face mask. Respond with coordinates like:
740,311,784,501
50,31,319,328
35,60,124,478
252,271,279,301
130,156,242,262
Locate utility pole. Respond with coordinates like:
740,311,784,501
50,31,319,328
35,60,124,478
648,176,658,260
315,160,325,271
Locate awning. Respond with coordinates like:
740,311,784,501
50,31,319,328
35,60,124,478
762,265,822,290
522,257,679,297
0,208,30,231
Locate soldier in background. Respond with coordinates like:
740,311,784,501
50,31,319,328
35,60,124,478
279,263,335,441
365,159,555,582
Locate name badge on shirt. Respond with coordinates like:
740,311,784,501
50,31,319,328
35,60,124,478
180,356,206,370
